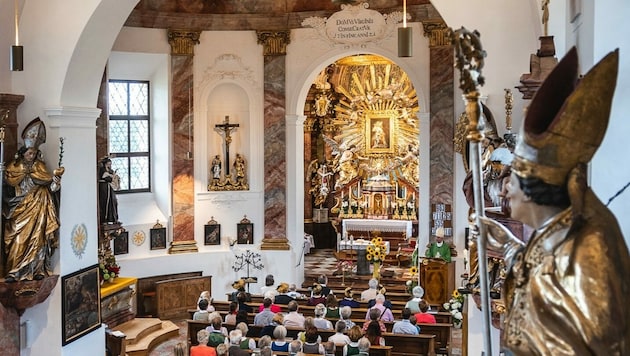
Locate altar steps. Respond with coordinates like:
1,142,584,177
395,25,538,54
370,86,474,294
113,318,179,356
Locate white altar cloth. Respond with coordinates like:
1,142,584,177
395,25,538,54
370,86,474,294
342,219,413,239
338,239,390,254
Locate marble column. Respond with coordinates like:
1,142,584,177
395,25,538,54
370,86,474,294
304,117,315,223
167,30,200,253
257,31,290,250
423,21,454,205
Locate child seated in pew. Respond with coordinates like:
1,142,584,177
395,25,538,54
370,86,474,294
193,299,211,322
322,340,336,356
409,315,421,333
271,325,290,352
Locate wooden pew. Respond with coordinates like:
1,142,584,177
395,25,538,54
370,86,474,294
382,333,436,356
136,271,203,317
417,323,452,355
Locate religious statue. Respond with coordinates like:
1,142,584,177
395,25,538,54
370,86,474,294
211,155,222,180
477,48,630,354
3,118,62,282
233,153,246,184
371,120,387,148
425,227,451,262
98,156,120,224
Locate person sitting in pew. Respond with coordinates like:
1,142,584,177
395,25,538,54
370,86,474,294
224,302,238,324
313,303,334,330
302,326,326,354
259,290,282,313
260,274,276,296
317,275,333,296
283,300,306,328
366,286,394,310
206,317,228,347
286,283,305,299
365,294,394,322
227,329,250,356
197,291,214,311
414,299,436,324
360,278,379,301
343,326,363,356
328,320,351,345
289,340,303,356
254,298,277,326
356,337,371,356
362,308,386,333
230,279,251,302
271,325,290,352
409,315,421,333
324,293,340,319
308,284,327,306
274,282,295,305
322,340,336,356
339,287,360,309
392,308,419,335
339,306,356,330
215,343,228,356
190,329,217,356
258,335,272,350
261,313,284,337
235,309,249,325
237,292,253,314
193,299,211,322
404,285,426,314
365,320,386,346
235,322,257,350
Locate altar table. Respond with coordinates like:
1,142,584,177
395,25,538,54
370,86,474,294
341,219,413,239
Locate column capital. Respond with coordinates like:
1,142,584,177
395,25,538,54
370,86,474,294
167,29,201,56
256,30,291,56
422,20,452,47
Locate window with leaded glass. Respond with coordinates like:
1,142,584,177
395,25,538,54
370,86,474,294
108,80,151,193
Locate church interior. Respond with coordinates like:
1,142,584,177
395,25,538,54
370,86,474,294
0,1,629,355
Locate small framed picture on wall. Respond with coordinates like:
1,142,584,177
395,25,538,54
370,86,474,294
237,216,253,245
204,217,221,246
114,230,129,255
150,220,167,250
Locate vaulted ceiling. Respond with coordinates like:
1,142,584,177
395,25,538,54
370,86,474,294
125,0,441,31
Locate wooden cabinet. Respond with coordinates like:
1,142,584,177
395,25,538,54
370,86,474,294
421,260,455,305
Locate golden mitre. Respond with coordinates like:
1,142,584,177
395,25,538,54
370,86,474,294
512,47,619,186
22,117,47,149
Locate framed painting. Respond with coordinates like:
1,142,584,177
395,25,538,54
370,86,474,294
204,217,221,246
237,216,253,245
365,111,395,154
150,222,167,250
62,264,101,345
114,230,129,255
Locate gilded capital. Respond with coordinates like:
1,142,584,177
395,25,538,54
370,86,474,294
167,29,201,56
256,31,291,56
422,20,451,47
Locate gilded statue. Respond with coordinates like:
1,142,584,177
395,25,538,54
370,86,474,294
3,118,62,282
478,48,630,354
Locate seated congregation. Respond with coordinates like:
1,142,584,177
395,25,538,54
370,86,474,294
188,274,452,356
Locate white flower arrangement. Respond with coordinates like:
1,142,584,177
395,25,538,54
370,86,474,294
443,290,465,326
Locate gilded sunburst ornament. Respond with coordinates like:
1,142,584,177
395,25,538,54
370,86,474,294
71,223,87,258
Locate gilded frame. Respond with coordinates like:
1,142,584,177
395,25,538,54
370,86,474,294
365,111,396,154
62,264,101,345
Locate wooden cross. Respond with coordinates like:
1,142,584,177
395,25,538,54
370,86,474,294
215,116,239,176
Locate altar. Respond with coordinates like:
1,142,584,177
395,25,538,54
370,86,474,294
341,219,413,239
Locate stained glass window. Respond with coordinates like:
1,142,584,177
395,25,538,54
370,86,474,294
108,80,150,193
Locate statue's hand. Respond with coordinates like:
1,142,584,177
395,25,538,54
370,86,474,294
477,215,522,253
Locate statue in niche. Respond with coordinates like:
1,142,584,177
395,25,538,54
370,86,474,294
98,156,120,224
233,153,247,184
211,155,222,180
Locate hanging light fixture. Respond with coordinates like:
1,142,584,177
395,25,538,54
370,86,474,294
11,0,23,71
398,0,412,57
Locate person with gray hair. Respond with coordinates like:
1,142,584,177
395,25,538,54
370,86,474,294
404,285,426,314
289,339,303,356
360,278,379,301
228,329,249,356
365,294,393,322
258,335,272,349
235,322,256,350
328,320,351,345
190,330,217,356
313,303,333,329
215,344,228,356
357,337,371,355
339,306,356,330
271,325,289,352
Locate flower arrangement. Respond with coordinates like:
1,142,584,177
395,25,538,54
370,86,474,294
405,266,419,294
99,252,120,283
443,289,465,327
366,236,387,264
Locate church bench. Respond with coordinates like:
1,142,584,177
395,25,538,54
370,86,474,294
136,271,203,317
382,332,437,356
417,323,452,355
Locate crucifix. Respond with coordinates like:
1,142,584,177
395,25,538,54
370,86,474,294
215,115,239,176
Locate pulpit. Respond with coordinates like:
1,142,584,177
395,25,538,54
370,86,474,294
420,259,455,305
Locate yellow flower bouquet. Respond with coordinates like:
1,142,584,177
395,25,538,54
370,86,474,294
366,236,387,279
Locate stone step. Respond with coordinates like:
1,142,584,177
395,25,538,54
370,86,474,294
114,318,179,356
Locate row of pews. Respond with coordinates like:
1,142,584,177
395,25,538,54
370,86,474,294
191,297,452,355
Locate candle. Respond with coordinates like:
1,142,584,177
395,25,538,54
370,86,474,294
463,249,468,261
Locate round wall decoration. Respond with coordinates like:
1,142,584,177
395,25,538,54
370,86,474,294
133,230,146,246
71,223,88,258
